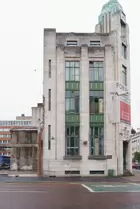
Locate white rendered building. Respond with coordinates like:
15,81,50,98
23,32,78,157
43,0,132,176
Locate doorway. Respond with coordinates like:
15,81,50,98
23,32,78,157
123,141,128,171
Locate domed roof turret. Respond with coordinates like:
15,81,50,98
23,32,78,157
99,0,123,24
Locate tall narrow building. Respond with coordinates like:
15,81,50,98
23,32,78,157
43,0,132,176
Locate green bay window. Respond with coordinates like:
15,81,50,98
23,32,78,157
65,61,80,81
66,126,80,156
90,91,104,114
89,61,103,82
65,61,80,159
65,91,79,113
90,126,104,156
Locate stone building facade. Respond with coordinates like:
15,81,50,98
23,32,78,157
43,0,132,176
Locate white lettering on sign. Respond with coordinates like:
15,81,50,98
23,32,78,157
122,111,130,121
116,83,128,92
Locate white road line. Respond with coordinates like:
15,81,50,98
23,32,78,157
81,184,94,192
0,191,48,193
130,183,140,186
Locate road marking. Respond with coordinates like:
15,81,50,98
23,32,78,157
81,184,94,192
0,191,48,193
130,183,140,186
91,185,127,188
82,191,140,193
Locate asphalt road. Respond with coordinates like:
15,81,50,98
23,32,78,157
0,182,140,209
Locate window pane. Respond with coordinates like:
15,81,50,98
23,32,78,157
70,98,75,112
93,62,99,67
48,89,51,111
99,136,104,155
91,127,94,135
93,68,98,81
90,97,94,113
89,69,93,81
122,66,127,86
67,148,70,155
69,62,74,67
95,137,99,155
75,96,79,113
101,127,104,135
70,68,75,80
75,75,79,81
66,127,70,135
74,91,79,97
75,62,79,67
69,148,74,156
65,91,70,98
89,61,93,68
75,148,79,155
122,44,127,59
90,136,94,147
100,91,104,98
95,127,98,136
99,98,104,113
75,68,79,76
91,147,94,155
75,68,79,81
90,91,94,97
70,126,74,135
66,99,69,111
66,68,69,80
93,91,98,97
70,137,75,147
94,98,99,113
65,62,69,67
75,127,79,136
99,62,103,67
75,138,79,147
99,68,103,81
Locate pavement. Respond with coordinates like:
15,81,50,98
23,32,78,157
1,181,140,209
0,172,139,183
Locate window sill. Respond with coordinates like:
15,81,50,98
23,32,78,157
65,112,80,114
88,155,112,160
63,155,82,160
90,113,104,115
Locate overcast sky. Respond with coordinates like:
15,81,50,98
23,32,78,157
0,0,138,128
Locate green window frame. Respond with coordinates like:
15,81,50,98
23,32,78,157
65,61,80,81
65,91,79,113
90,91,104,114
90,126,104,156
65,126,80,156
89,61,104,82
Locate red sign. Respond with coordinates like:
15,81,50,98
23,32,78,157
120,101,131,124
